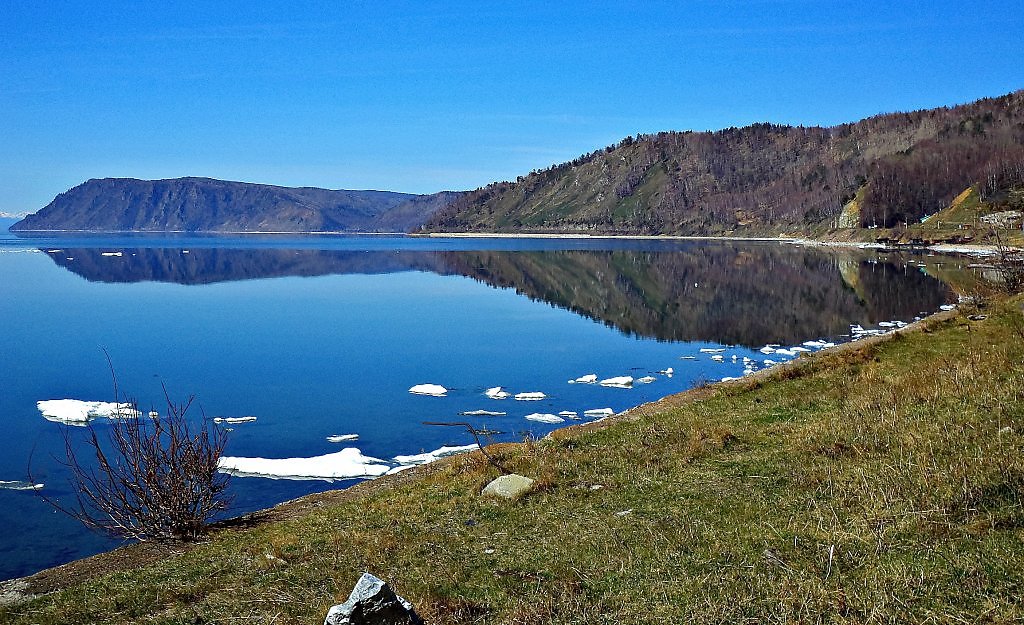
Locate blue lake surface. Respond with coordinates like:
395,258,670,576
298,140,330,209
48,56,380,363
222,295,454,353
0,231,965,580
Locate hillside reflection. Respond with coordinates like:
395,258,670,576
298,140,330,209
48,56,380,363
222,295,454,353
44,244,954,346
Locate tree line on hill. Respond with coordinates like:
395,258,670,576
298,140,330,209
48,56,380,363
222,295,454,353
425,90,1024,234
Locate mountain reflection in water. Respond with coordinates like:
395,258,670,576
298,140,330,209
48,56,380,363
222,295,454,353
44,243,953,346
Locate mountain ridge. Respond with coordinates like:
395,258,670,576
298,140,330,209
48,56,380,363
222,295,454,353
12,177,462,233
422,90,1024,237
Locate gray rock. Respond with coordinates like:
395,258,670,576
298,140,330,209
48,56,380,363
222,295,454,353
325,573,423,625
481,473,535,499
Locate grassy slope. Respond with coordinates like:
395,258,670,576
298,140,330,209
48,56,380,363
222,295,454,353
3,300,1023,624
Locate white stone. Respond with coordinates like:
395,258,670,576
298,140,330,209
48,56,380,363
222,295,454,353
481,473,535,499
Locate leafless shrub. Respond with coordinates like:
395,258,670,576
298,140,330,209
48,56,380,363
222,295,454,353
423,421,511,474
989,228,1024,293
47,389,231,542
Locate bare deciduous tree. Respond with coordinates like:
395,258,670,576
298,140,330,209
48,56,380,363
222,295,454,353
49,389,231,542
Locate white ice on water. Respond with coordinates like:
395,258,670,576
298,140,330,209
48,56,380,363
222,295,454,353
525,413,565,424
218,448,392,481
569,374,598,384
636,376,656,384
37,399,139,425
213,416,257,424
460,409,506,416
485,386,511,399
409,384,448,397
583,408,615,418
514,392,546,401
100,251,123,257
599,376,633,388
392,444,479,465
326,434,359,443
0,480,44,491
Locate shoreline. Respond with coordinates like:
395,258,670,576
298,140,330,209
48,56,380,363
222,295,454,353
6,228,1017,255
0,304,961,600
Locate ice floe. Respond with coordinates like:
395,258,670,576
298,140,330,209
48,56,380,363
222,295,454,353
710,354,725,362
37,399,139,425
0,480,44,491
599,376,633,388
514,392,546,401
569,374,598,384
326,434,359,443
218,447,391,481
100,251,123,257
525,413,565,424
657,367,673,376
409,384,448,397
485,386,511,400
460,409,507,416
393,444,479,465
213,416,257,424
759,346,776,354
583,408,615,418
699,348,726,353
636,376,656,384
679,355,697,360
558,411,580,419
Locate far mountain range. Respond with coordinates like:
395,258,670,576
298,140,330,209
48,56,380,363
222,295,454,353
10,90,1024,236
11,178,462,233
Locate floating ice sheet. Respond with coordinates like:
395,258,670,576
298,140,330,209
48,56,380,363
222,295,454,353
409,384,448,397
37,399,139,425
514,392,546,401
599,376,633,388
0,480,43,491
583,408,615,418
525,413,565,424
485,386,510,399
326,434,359,443
460,410,506,416
218,448,391,481
393,444,479,465
569,374,597,384
213,416,257,424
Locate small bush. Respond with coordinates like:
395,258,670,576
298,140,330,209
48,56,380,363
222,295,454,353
55,392,231,542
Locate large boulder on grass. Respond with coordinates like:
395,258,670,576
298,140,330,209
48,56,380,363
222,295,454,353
324,573,423,625
481,473,535,499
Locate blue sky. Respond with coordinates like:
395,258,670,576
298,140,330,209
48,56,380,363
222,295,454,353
1,1,1022,213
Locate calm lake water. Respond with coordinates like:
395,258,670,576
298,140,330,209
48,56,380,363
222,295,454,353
0,232,969,580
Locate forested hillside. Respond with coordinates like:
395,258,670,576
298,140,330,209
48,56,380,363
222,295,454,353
424,91,1024,235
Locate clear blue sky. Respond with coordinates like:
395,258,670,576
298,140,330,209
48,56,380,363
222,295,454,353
2,0,1022,213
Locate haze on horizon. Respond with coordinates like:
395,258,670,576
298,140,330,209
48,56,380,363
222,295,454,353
2,0,1022,214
